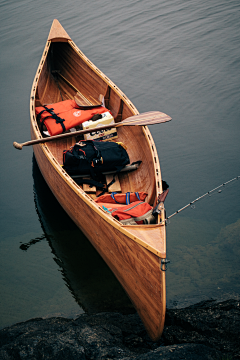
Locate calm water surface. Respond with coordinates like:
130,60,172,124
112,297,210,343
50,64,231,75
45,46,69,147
0,0,239,328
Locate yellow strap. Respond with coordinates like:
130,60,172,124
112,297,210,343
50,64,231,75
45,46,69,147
116,142,127,150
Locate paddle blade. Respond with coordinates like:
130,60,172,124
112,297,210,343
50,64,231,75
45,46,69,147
121,111,172,126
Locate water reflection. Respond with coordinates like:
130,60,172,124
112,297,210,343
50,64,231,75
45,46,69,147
29,155,134,315
20,234,46,251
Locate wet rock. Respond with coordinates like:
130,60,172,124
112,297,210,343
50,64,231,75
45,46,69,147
0,299,239,360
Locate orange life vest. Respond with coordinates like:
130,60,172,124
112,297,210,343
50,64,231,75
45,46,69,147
98,201,154,224
35,100,111,136
95,192,148,204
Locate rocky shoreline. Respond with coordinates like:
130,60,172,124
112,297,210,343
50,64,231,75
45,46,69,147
0,299,239,360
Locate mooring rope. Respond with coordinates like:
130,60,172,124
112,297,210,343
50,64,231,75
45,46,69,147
165,175,240,222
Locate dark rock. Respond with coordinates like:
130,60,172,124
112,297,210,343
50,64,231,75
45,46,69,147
163,299,240,359
0,299,239,360
128,344,221,360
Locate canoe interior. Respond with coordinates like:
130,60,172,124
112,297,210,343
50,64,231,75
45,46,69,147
35,40,159,206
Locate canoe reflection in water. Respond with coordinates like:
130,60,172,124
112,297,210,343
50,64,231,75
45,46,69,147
20,155,134,315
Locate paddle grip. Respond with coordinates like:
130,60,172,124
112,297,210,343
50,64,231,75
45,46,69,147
13,142,23,150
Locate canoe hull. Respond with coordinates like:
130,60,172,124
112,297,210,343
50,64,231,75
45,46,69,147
29,19,167,341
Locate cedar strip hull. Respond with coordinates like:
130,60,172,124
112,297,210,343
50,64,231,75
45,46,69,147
30,19,167,341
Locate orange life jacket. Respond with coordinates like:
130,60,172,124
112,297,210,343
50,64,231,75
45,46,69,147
95,192,148,204
98,201,154,224
35,100,111,136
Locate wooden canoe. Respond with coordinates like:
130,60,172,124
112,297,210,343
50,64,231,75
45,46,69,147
30,19,168,341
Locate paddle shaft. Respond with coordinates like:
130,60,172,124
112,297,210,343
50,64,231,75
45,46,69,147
13,111,171,150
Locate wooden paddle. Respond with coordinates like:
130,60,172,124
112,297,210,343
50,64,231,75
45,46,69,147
13,111,171,150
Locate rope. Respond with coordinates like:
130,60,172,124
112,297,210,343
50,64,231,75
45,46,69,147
166,175,240,222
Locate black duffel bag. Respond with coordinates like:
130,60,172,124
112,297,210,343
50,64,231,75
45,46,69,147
63,140,130,177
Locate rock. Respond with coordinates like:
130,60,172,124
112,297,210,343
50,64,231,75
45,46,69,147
163,299,240,358
129,344,221,360
0,299,239,360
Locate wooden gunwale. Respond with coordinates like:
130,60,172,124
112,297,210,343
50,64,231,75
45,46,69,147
29,20,167,340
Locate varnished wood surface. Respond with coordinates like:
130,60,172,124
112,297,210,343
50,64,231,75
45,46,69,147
29,19,167,340
48,19,71,42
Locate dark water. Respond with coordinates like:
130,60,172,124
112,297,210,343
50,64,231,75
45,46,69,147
0,0,239,328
